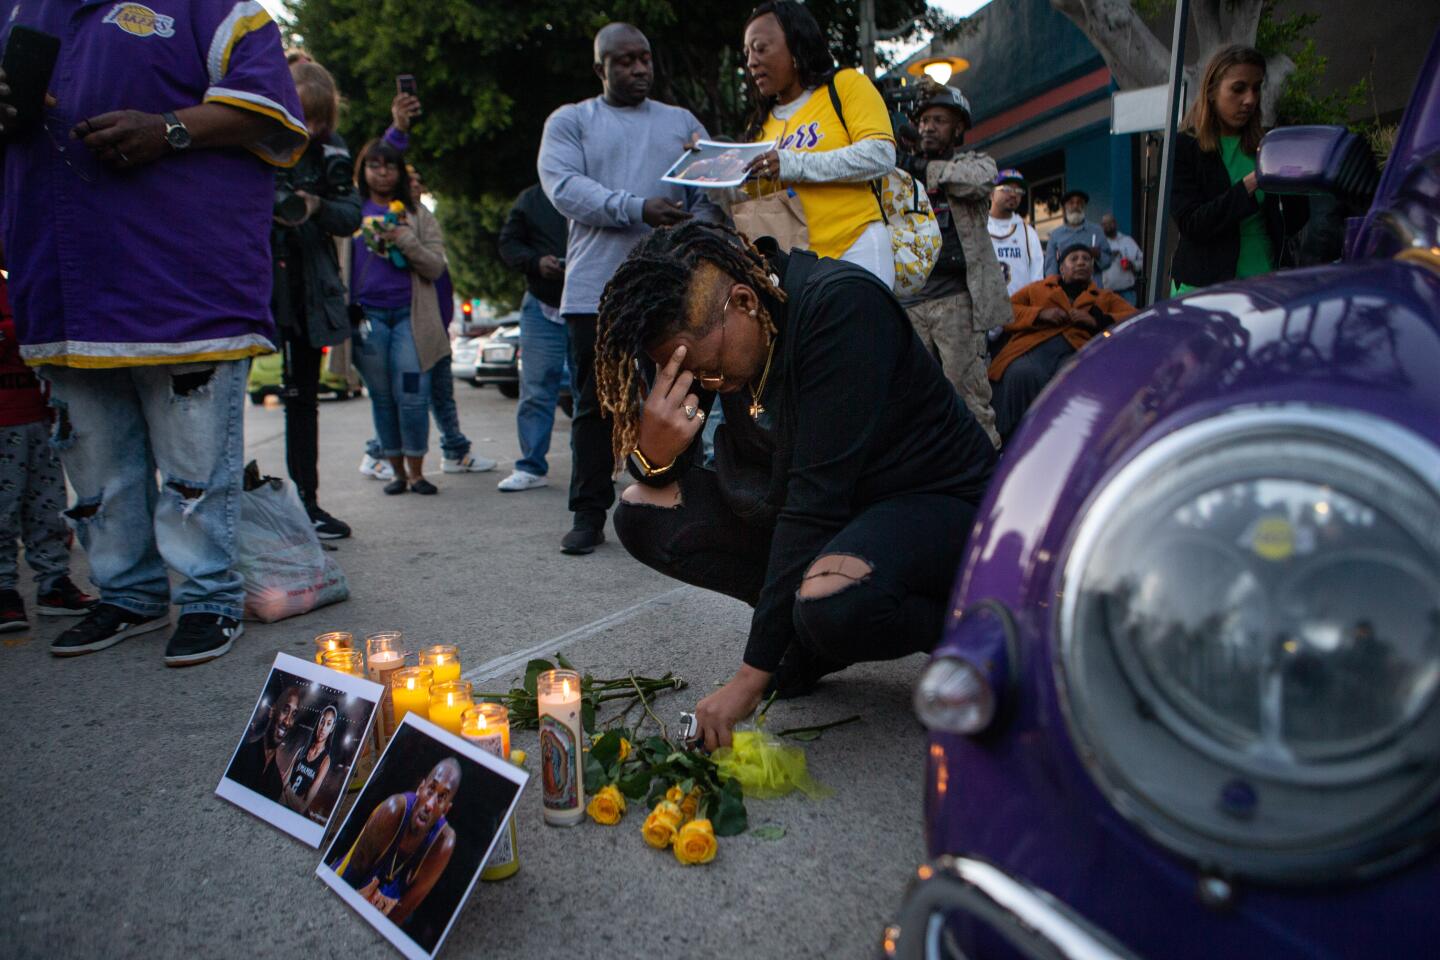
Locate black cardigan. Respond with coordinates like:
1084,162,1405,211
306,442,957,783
1169,132,1307,289
632,246,996,670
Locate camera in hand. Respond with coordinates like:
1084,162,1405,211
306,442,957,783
274,144,353,222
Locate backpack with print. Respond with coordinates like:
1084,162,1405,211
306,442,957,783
827,80,942,298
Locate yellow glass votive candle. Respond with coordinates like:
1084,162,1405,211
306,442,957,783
536,669,584,826
392,667,434,726
321,648,364,676
462,703,511,757
419,644,462,684
464,704,520,881
314,631,354,664
428,680,474,735
365,632,407,743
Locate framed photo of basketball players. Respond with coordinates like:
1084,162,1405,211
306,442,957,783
316,713,530,960
216,652,383,847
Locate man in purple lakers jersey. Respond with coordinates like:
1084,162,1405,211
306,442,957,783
333,759,460,926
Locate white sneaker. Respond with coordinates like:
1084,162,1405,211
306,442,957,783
443,453,498,473
497,469,547,492
359,454,395,481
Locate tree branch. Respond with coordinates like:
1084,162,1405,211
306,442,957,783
1050,0,1171,89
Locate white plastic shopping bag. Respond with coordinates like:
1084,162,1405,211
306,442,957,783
238,461,349,622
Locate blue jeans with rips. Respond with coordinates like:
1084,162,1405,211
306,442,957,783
354,306,430,458
40,361,247,619
515,293,569,476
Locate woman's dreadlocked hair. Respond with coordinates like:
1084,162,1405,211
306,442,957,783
595,221,788,469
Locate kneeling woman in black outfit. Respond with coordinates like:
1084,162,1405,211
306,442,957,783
595,222,996,750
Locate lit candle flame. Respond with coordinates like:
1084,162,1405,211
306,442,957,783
407,678,417,690
562,678,572,698
477,714,489,731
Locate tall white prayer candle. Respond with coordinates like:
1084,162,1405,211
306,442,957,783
536,669,584,826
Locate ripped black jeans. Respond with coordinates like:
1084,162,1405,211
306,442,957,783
613,467,977,665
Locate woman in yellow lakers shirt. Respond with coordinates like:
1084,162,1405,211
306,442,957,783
738,1,897,286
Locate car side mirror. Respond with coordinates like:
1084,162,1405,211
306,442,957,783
1256,125,1379,207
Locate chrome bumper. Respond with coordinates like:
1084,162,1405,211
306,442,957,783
881,856,1141,960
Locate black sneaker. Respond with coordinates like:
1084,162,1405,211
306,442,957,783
1,590,27,634
36,576,99,616
560,524,606,555
50,603,169,656
164,613,243,667
409,478,438,495
305,500,352,540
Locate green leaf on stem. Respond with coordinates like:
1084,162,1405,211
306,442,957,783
583,752,606,793
751,824,786,841
523,659,554,698
785,730,821,742
591,731,622,771
711,778,748,836
581,698,597,735
618,767,653,801
555,652,577,671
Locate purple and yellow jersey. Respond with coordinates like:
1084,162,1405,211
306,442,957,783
1,1,309,367
335,792,448,904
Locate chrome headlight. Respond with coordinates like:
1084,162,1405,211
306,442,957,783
1059,406,1440,881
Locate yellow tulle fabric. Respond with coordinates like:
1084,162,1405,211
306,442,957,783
714,730,830,799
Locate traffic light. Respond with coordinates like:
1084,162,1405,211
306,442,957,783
461,301,473,316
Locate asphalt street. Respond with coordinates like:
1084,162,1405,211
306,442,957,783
0,378,932,960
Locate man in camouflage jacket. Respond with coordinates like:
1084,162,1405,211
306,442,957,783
897,84,1011,448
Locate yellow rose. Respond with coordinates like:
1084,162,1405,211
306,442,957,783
673,818,718,865
510,749,527,767
387,200,405,214
641,810,678,849
680,788,702,822
586,785,626,825
652,800,683,827
617,738,632,762
665,785,684,804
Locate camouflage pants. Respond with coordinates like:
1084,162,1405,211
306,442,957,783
906,291,1001,448
0,421,71,594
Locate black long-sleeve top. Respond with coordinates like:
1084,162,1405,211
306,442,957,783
498,184,568,308
631,246,996,671
1170,132,1307,288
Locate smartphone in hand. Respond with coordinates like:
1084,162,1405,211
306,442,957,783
1,26,61,137
395,74,418,97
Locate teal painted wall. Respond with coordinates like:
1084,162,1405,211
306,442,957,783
936,0,1104,122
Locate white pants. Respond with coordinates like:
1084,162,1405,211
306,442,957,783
838,220,895,290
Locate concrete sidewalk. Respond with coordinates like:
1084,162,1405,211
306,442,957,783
0,381,930,960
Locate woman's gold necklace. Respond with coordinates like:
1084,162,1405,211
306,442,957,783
749,335,778,419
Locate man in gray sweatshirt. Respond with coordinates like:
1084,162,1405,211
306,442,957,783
538,21,722,555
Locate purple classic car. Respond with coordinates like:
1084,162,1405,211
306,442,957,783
884,29,1440,960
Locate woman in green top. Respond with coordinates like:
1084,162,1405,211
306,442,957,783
1169,44,1307,293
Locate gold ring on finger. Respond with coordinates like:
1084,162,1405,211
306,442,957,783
683,404,698,420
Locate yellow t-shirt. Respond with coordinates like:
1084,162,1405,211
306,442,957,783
755,68,894,259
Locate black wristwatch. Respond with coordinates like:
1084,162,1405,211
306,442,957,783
162,111,192,151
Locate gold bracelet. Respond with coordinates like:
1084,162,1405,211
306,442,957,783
629,447,677,478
